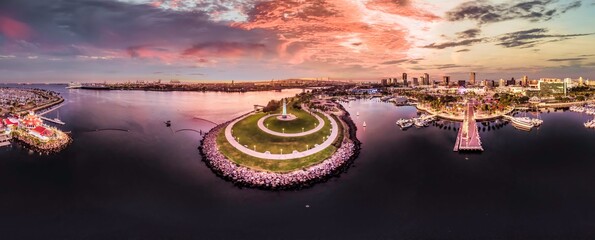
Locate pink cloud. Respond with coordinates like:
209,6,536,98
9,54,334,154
0,16,33,40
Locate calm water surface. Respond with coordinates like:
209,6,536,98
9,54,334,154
1,85,595,239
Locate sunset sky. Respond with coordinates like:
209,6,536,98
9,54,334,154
1,0,594,83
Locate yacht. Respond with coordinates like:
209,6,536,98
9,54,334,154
511,117,533,131
585,119,595,128
66,82,82,89
396,119,413,129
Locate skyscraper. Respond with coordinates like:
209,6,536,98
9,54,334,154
424,73,430,85
402,73,408,85
522,75,528,87
442,76,450,86
413,77,419,86
469,72,476,85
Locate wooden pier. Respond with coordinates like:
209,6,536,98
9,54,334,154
454,103,483,152
0,133,11,147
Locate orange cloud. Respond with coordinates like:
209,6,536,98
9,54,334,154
234,0,438,74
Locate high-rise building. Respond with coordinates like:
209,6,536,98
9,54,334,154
442,76,450,86
413,77,419,86
424,73,430,85
579,77,584,86
402,73,408,84
381,79,388,86
521,75,528,87
499,78,506,87
469,72,476,85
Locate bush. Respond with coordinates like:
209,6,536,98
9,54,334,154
263,100,280,113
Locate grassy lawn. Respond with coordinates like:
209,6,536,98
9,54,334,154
214,103,346,172
232,112,333,154
216,128,338,173
262,101,318,133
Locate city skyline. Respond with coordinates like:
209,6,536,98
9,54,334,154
1,0,594,83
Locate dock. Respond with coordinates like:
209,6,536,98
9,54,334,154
454,103,483,152
37,103,65,116
40,117,65,125
0,133,11,147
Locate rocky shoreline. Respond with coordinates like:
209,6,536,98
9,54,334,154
11,133,72,154
199,109,361,190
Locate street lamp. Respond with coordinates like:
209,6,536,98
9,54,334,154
282,128,285,133
302,127,304,132
306,144,309,150
253,145,256,151
280,149,283,154
266,123,269,128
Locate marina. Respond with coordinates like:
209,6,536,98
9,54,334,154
453,103,483,152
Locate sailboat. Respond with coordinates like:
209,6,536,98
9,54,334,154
53,110,65,125
363,121,367,127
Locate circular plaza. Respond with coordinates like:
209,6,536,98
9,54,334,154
200,97,360,189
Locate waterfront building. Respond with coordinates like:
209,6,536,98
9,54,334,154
21,112,43,129
469,72,476,85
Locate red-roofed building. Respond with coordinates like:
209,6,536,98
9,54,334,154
3,118,19,127
22,112,43,128
29,126,53,141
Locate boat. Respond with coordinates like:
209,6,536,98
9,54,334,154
413,119,428,128
165,120,172,127
510,117,533,131
396,119,413,129
363,121,367,127
66,82,82,89
585,118,595,128
356,112,359,116
81,84,110,90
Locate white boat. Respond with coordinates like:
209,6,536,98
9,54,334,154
363,121,367,127
396,119,413,129
414,119,427,128
356,112,359,116
511,117,533,130
66,82,82,89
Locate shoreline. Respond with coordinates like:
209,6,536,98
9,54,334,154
198,104,361,190
10,130,72,154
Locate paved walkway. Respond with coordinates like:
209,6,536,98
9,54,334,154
256,113,325,137
224,112,340,160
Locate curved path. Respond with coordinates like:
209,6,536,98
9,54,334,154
257,113,324,137
224,112,339,160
